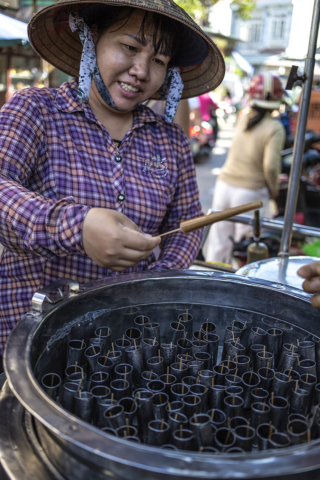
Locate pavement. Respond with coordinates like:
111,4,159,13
194,117,236,214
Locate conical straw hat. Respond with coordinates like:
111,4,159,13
28,0,225,99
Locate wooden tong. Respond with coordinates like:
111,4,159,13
159,200,263,238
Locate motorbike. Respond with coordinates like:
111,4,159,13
189,119,216,164
277,130,320,228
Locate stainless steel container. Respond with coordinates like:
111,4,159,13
2,270,320,479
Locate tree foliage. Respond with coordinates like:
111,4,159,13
175,0,256,21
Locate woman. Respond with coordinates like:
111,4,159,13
205,72,286,265
0,0,224,365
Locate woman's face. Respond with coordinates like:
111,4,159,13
94,10,171,112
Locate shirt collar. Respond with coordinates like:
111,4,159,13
54,77,84,113
55,78,160,127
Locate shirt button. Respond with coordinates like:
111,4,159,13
117,193,125,202
115,155,122,163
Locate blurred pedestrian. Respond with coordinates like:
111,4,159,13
205,72,286,265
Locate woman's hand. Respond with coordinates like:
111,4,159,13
297,261,320,308
82,208,161,271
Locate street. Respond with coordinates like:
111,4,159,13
195,118,235,214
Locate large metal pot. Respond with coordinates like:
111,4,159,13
2,270,320,480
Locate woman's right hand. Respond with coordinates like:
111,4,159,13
82,208,161,271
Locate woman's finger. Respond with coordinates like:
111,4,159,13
311,294,320,309
298,261,320,279
122,227,160,252
302,277,320,294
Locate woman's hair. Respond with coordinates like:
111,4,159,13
82,5,180,62
245,106,268,131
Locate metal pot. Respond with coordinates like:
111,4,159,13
1,270,320,479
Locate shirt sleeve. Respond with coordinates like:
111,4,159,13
263,122,286,198
0,93,90,258
148,128,203,270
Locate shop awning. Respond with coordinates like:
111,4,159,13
0,13,28,46
232,51,254,76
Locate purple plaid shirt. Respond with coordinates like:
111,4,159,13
0,78,202,354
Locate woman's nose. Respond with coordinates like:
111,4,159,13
129,57,150,81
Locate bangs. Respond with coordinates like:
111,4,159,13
82,5,179,61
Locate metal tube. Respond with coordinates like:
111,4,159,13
279,0,320,255
207,211,320,239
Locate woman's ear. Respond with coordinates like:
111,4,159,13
91,24,99,43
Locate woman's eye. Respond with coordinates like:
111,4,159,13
123,44,137,52
153,58,165,66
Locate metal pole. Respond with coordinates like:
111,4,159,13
279,0,320,257
206,210,320,239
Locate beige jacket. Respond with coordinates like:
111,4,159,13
219,110,286,198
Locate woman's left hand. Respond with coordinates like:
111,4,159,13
298,261,320,308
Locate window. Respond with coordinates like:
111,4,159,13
272,17,286,40
249,23,261,43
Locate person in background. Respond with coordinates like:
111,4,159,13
199,92,219,142
205,72,286,265
0,0,225,372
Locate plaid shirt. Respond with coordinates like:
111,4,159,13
0,78,202,354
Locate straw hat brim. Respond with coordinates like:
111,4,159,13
28,0,225,99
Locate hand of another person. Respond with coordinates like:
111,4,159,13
82,208,161,271
297,261,320,308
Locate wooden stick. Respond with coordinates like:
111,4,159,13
211,377,215,388
149,370,153,380
194,395,197,404
131,400,136,412
168,402,171,411
167,366,170,382
269,421,273,438
122,335,125,347
234,369,238,382
211,409,215,421
159,201,264,238
271,392,274,405
153,337,157,346
295,380,299,392
75,361,78,372
183,332,187,347
249,371,253,385
134,339,137,350
91,344,96,355
104,350,110,366
158,349,161,363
